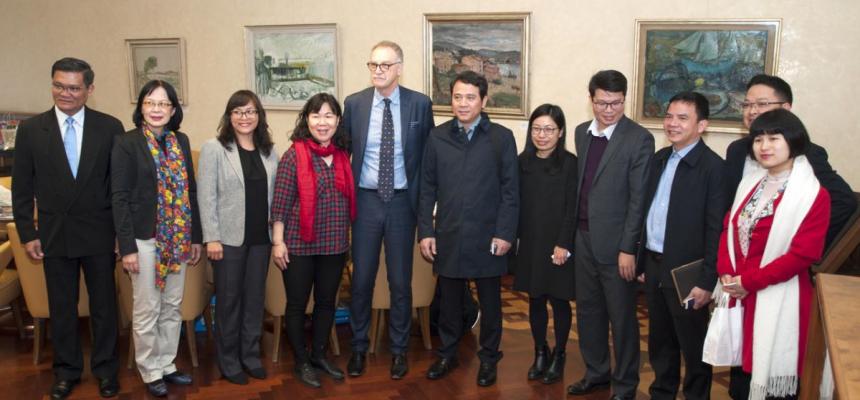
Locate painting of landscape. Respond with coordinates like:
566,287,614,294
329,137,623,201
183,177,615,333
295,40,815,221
126,38,187,104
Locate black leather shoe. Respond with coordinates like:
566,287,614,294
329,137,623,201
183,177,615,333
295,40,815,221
50,378,80,399
163,371,193,385
145,380,168,397
295,363,321,388
609,395,628,400
477,362,497,386
246,367,267,380
566,377,610,395
310,357,345,380
347,351,366,377
390,353,408,380
527,344,550,380
224,372,248,385
426,357,458,380
98,377,119,398
541,349,565,384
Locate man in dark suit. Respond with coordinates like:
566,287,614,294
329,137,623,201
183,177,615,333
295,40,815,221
639,92,725,400
725,74,856,249
12,57,123,399
418,71,519,387
343,41,435,379
567,70,654,399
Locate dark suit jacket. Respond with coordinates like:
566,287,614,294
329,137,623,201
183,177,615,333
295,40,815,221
725,137,857,248
418,114,519,278
12,107,122,258
573,115,654,264
637,140,726,291
111,128,202,256
342,86,435,211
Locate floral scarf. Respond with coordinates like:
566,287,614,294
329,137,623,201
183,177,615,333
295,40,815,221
143,127,192,290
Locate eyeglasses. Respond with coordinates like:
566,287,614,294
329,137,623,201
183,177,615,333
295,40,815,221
141,100,173,109
741,101,786,110
366,62,401,72
231,109,259,118
52,82,85,94
309,113,338,124
592,100,625,110
531,126,559,136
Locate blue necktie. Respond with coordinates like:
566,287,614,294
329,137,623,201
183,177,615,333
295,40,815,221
64,117,78,178
378,98,394,202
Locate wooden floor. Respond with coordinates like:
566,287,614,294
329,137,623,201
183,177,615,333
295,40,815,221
0,281,732,399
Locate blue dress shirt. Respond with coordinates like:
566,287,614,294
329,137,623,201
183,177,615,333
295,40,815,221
359,87,406,190
645,140,699,253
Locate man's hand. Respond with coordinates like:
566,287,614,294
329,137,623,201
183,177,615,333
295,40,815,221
272,243,289,270
24,239,44,260
551,246,569,266
122,252,140,273
618,251,636,282
419,238,436,261
687,287,712,310
207,242,224,261
190,244,203,266
491,238,512,256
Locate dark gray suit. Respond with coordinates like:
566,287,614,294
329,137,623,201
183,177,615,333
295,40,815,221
343,86,434,354
573,115,653,398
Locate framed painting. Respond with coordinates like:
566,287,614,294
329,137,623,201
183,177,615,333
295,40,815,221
424,13,530,119
632,19,781,133
126,38,188,104
245,24,338,110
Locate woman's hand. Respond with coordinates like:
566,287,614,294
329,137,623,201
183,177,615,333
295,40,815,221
722,275,749,299
273,243,289,270
551,246,570,266
122,253,140,273
207,241,224,261
190,244,203,266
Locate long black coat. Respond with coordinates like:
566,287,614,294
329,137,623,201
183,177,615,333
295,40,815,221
417,114,519,278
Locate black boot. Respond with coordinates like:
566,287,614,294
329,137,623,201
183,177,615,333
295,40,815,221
541,348,565,384
527,344,550,380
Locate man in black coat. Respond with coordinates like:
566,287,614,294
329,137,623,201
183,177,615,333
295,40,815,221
418,71,519,387
638,92,726,400
725,74,856,248
12,58,123,399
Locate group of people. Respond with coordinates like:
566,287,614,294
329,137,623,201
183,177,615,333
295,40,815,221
10,38,856,400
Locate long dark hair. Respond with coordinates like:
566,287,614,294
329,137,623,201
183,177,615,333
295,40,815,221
290,93,349,149
520,103,567,174
132,80,183,131
216,90,274,157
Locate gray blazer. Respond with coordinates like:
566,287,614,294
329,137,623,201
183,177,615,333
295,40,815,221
197,138,279,246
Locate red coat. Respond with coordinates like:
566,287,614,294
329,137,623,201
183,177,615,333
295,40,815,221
717,186,830,374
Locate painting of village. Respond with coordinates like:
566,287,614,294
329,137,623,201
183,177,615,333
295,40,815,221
426,14,529,118
245,25,338,110
127,38,186,104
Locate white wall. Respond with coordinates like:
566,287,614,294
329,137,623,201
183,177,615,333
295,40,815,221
1,0,858,186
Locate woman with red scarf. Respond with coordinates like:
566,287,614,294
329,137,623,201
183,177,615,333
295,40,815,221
270,93,355,389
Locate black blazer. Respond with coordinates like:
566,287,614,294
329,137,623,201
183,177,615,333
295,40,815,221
111,128,202,256
12,107,122,258
342,86,435,211
725,137,857,248
637,140,726,291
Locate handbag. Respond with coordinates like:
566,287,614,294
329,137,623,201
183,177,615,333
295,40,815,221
702,291,744,366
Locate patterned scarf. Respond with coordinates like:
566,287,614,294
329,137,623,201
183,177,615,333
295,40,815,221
143,127,192,290
292,138,356,242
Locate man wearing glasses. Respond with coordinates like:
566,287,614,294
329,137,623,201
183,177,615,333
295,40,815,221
12,58,123,399
567,70,654,399
342,40,435,380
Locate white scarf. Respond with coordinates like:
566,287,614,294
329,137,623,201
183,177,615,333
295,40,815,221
728,155,819,400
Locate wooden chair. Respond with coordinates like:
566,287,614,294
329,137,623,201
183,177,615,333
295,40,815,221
368,243,437,353
0,241,25,339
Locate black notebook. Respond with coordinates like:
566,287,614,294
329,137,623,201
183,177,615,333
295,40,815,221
670,258,704,305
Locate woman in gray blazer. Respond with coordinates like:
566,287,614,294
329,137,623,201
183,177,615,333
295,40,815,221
198,90,279,385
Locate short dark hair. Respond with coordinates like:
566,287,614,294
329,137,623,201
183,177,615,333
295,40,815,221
51,57,94,87
522,103,568,174
290,93,349,149
747,108,810,160
667,91,710,121
746,74,793,105
588,70,627,97
450,70,488,99
132,80,183,132
217,90,274,157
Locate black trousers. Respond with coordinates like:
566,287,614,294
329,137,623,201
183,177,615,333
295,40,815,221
529,295,572,350
283,253,345,364
437,275,502,364
645,251,712,400
213,244,270,377
44,253,119,380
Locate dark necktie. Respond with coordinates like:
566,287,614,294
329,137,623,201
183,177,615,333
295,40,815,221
378,98,395,202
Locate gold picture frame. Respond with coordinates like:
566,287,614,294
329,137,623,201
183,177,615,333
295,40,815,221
126,38,188,104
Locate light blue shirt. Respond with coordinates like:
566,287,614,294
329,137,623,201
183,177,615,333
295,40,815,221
645,140,699,253
54,106,85,158
458,115,482,141
359,87,406,190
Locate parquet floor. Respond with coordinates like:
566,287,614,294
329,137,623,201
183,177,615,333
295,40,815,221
0,277,731,399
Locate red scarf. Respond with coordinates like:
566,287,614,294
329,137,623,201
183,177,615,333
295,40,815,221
292,138,356,242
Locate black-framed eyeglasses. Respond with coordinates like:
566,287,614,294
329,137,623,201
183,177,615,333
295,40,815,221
231,109,259,118
741,101,786,110
592,100,624,110
366,62,401,72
